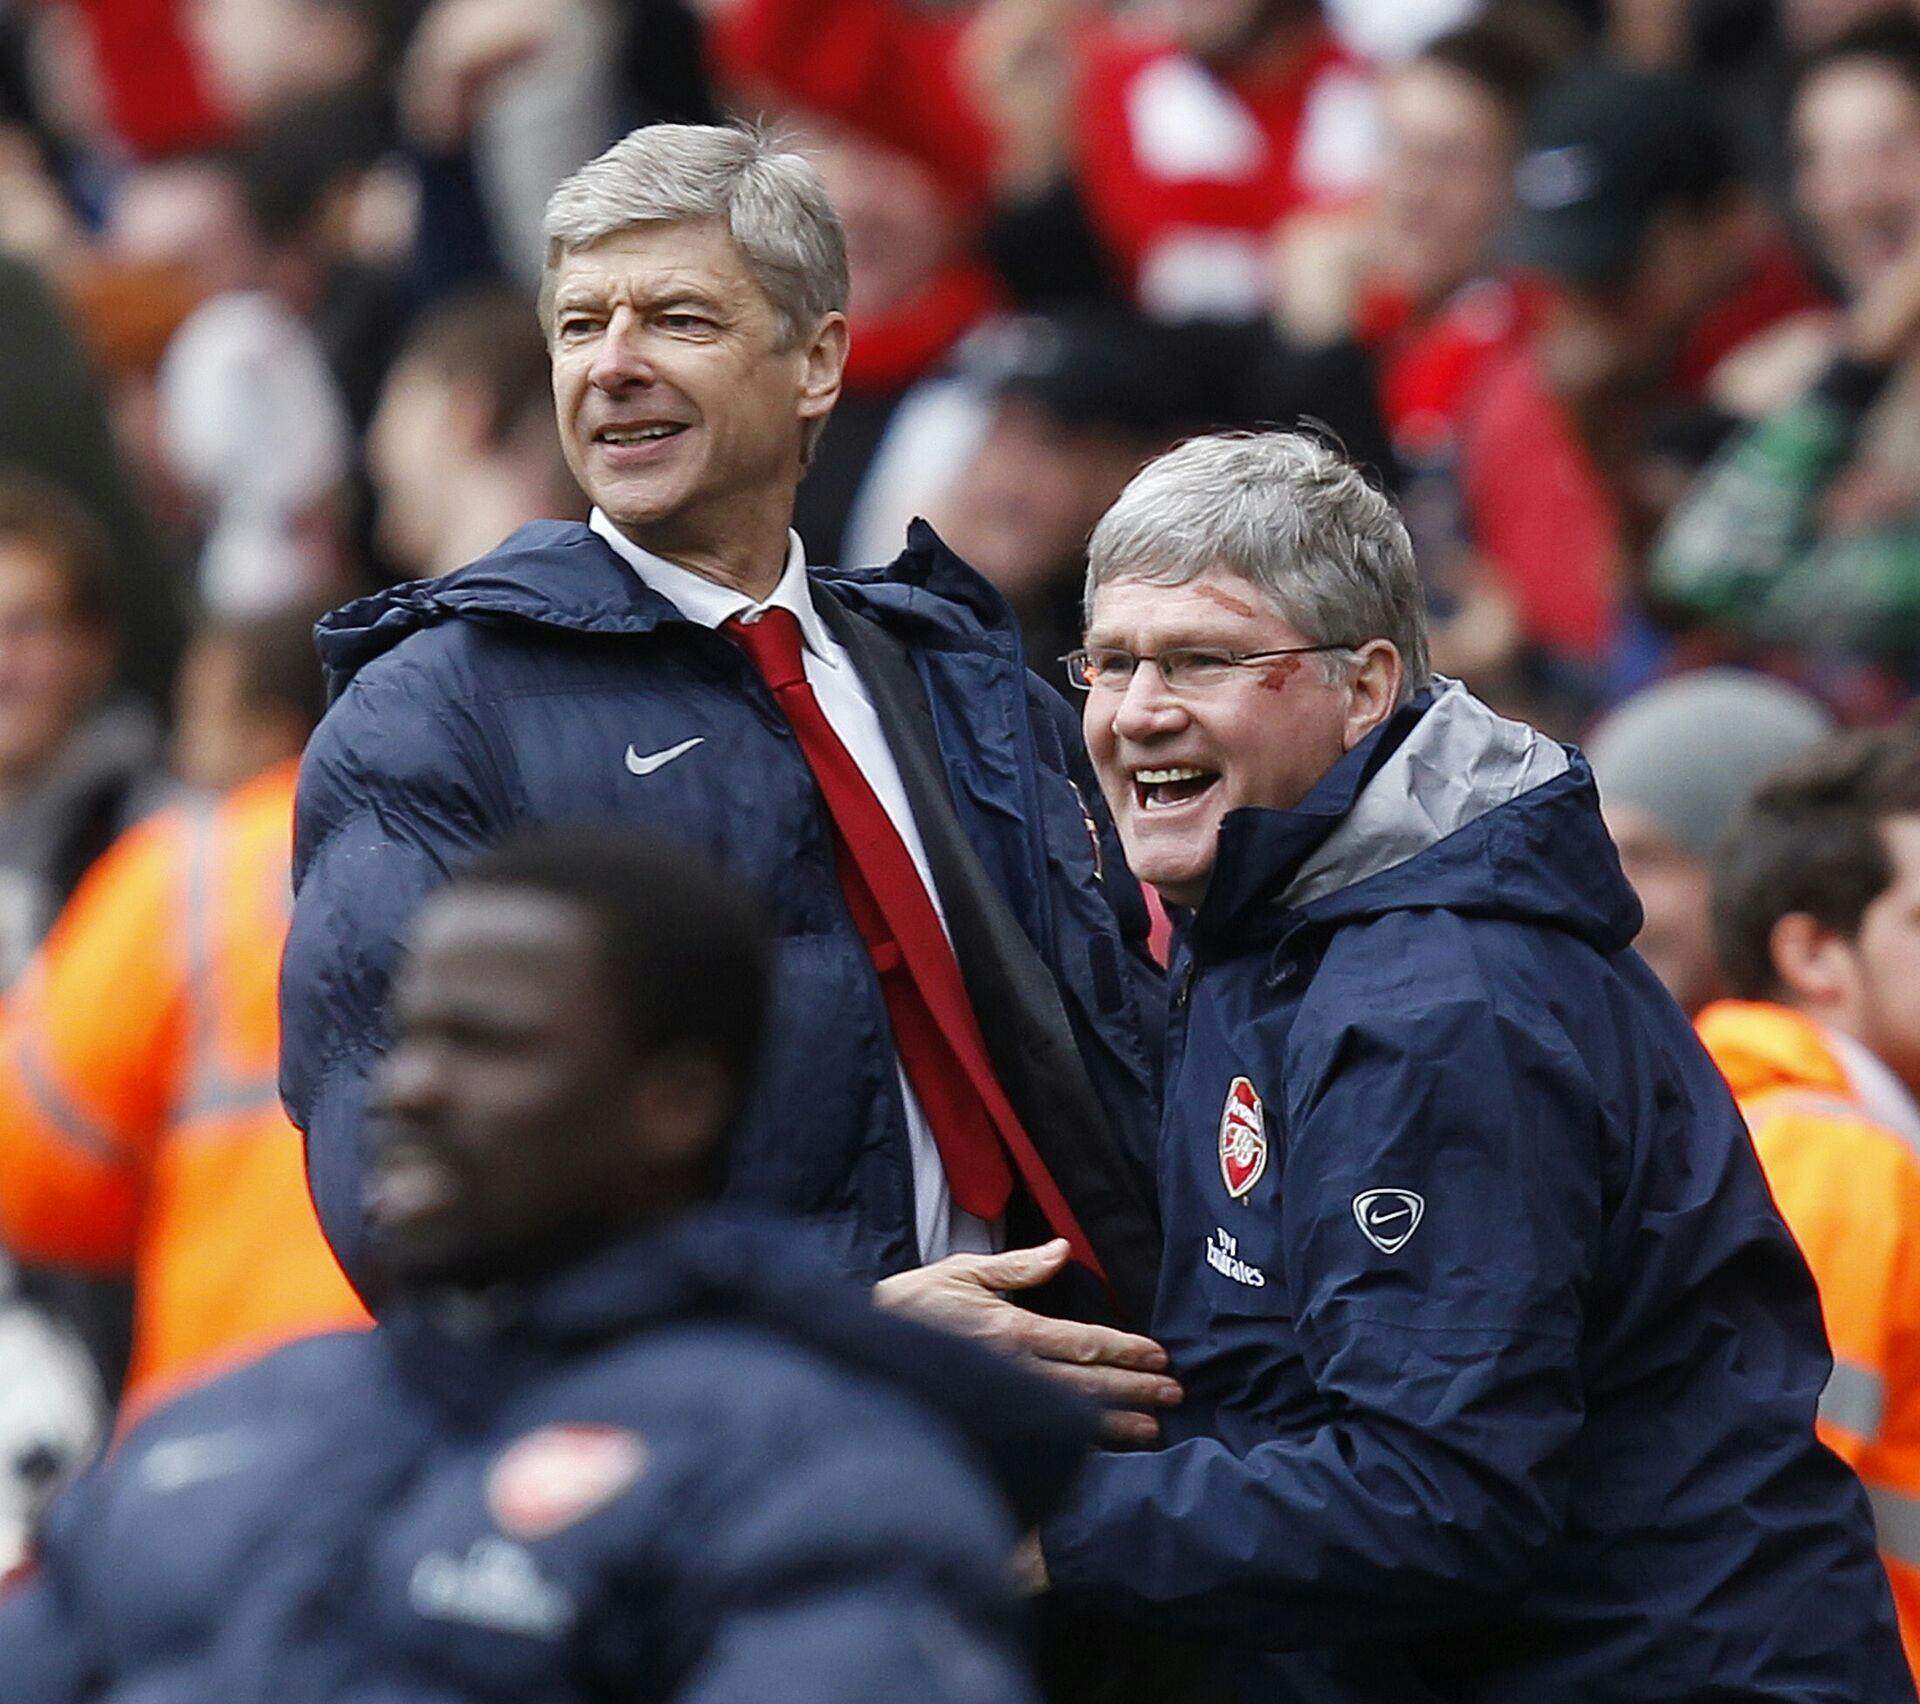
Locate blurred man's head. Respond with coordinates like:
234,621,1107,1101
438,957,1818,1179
170,605,330,790
1511,62,1746,364
1076,432,1426,909
1790,18,1920,299
368,290,568,578
1165,0,1318,67
539,123,849,580
1377,22,1547,310
1587,671,1835,1014
1715,720,1920,1091
928,313,1218,621
800,121,962,323
0,475,116,799
365,831,771,1292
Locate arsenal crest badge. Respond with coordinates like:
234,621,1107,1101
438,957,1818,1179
487,1424,648,1541
1218,1076,1267,1201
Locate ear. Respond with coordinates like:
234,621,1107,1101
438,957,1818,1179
797,311,849,424
1340,640,1403,752
624,1047,734,1179
1769,910,1857,1013
444,377,503,452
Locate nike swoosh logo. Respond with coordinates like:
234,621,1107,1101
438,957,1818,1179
625,737,705,777
1368,1208,1412,1226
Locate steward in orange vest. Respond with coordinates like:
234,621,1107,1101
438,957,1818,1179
0,616,364,1420
1707,719,1920,1680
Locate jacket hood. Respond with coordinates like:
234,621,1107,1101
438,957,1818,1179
383,1208,1096,1528
313,518,1021,694
1195,679,1642,956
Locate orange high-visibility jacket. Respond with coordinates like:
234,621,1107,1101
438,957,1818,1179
0,760,365,1420
1698,999,1920,1680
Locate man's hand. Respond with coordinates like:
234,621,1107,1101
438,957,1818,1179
875,1239,1181,1444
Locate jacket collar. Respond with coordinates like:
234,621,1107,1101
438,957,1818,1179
315,519,1024,689
1189,692,1426,953
379,1207,1096,1526
1190,680,1636,958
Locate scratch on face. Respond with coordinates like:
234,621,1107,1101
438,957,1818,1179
1194,582,1260,620
1256,655,1306,693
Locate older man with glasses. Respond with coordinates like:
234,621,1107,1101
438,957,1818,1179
1035,430,1912,1703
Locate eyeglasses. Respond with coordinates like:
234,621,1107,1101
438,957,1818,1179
1061,643,1357,695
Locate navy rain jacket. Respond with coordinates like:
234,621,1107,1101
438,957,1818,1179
280,521,1161,1303
0,1211,1096,1703
1043,682,1913,1701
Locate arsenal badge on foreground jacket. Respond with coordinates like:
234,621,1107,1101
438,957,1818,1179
0,1211,1094,1703
1044,683,1914,1702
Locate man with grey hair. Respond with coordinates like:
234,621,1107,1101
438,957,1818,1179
280,123,1175,1442
1034,431,1909,1700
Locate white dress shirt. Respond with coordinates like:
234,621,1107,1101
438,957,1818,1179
590,509,997,1263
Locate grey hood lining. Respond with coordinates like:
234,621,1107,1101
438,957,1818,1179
1280,679,1571,910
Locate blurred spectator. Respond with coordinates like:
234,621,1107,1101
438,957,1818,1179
1459,59,1754,718
0,471,157,1433
1655,19,1920,679
1586,667,1835,1012
915,311,1221,670
151,118,370,616
400,0,629,290
707,0,1381,321
367,288,576,579
847,304,1400,640
1066,0,1382,318
0,608,367,1425
0,474,163,992
791,119,1005,564
1699,717,1920,1676
1271,19,1557,356
1272,17,1564,693
0,258,185,708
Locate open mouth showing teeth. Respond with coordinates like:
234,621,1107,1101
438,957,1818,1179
1134,767,1218,810
597,424,687,445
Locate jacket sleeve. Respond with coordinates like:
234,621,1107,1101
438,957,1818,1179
280,658,508,1290
0,812,188,1270
645,1427,1039,1704
1042,973,1598,1647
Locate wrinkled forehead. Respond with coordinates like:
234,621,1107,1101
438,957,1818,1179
1083,563,1296,644
542,217,774,322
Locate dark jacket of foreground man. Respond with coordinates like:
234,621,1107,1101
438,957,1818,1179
0,1212,1093,1703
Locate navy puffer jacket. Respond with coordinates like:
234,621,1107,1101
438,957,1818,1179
280,521,1162,1305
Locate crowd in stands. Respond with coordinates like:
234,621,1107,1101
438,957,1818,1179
7,0,1920,1685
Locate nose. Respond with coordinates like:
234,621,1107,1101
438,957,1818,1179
1109,657,1190,742
587,306,655,393
371,1036,445,1125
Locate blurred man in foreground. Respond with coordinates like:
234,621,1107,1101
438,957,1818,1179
1036,431,1910,1701
1586,668,1834,1013
0,609,366,1426
0,830,1091,1702
1701,721,1920,1677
